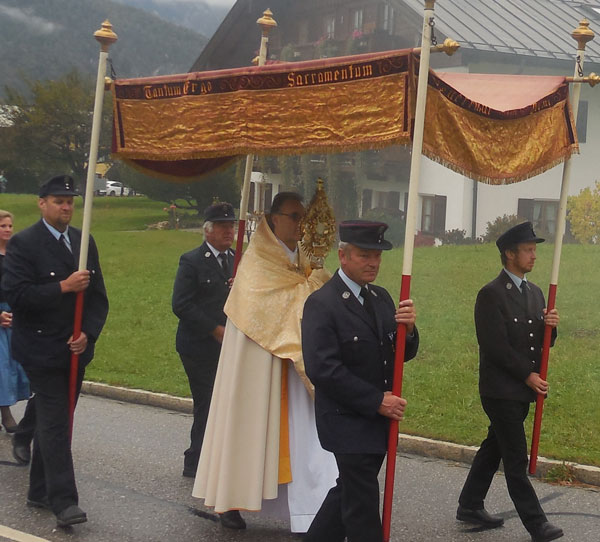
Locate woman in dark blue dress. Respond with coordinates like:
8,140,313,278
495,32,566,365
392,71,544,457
0,209,29,432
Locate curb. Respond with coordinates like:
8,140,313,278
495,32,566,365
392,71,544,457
81,381,600,488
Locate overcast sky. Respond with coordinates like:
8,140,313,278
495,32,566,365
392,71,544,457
205,0,236,6
153,0,236,5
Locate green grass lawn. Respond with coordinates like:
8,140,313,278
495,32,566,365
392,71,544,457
2,194,599,466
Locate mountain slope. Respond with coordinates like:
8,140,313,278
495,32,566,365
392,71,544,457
0,0,209,96
111,0,228,38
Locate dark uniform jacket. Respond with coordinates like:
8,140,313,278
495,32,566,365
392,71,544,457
475,269,556,403
172,241,234,358
302,271,419,455
1,220,108,369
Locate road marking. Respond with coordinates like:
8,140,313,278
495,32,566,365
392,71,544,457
0,525,50,542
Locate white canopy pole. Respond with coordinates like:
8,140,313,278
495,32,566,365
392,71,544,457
233,9,277,274
382,2,436,540
69,20,117,437
529,18,595,475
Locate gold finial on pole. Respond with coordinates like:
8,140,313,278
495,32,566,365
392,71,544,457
437,38,460,56
94,19,118,52
588,72,600,87
257,8,277,34
572,19,595,49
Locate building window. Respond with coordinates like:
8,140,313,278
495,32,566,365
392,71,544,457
325,15,335,39
577,100,588,143
518,198,558,234
352,9,363,32
382,4,395,34
421,195,446,235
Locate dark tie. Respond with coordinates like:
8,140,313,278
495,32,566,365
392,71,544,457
59,234,72,254
521,280,528,303
219,252,230,279
360,286,376,323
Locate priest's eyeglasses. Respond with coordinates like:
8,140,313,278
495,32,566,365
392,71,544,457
275,212,304,222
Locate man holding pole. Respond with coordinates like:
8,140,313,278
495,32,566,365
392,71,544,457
1,175,108,527
301,220,419,542
457,221,563,542
172,201,235,478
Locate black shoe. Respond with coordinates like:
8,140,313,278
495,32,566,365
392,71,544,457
219,510,246,530
12,438,31,465
530,522,564,542
2,422,18,433
27,497,51,510
182,467,196,478
56,505,87,527
457,505,504,528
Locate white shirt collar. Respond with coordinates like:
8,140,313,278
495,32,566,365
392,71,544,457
206,241,223,259
277,238,298,264
42,218,70,242
504,267,527,292
338,268,365,303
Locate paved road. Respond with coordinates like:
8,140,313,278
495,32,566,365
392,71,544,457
0,396,598,542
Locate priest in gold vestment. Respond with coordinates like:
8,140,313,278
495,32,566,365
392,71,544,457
193,192,338,533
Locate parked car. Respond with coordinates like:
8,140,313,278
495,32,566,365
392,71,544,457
103,180,130,196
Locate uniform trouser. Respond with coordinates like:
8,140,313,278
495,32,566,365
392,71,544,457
179,343,220,472
458,396,547,532
305,453,385,542
23,365,84,515
13,395,36,448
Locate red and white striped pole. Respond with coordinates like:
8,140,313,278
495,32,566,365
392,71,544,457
529,19,594,474
382,2,436,540
68,20,117,439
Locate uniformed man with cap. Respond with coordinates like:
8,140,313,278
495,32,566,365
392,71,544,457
301,220,419,542
1,175,108,527
172,202,235,479
456,221,563,542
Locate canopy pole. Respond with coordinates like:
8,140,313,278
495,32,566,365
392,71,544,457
382,2,435,540
529,19,595,474
233,9,277,275
69,20,117,439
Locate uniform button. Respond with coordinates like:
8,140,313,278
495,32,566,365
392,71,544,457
92,269,96,274
530,347,535,351
383,360,387,366
207,279,211,283
528,319,533,324
530,333,534,337
380,341,383,346
353,336,358,342
384,379,388,385
514,318,518,322
37,329,42,334
50,272,55,276
531,360,535,364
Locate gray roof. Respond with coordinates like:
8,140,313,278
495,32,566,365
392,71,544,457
402,0,600,64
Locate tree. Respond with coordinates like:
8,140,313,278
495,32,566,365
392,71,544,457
114,159,243,213
1,70,112,193
567,181,600,244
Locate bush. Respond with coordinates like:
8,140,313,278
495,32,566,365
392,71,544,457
439,228,481,245
482,214,522,243
362,207,406,247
